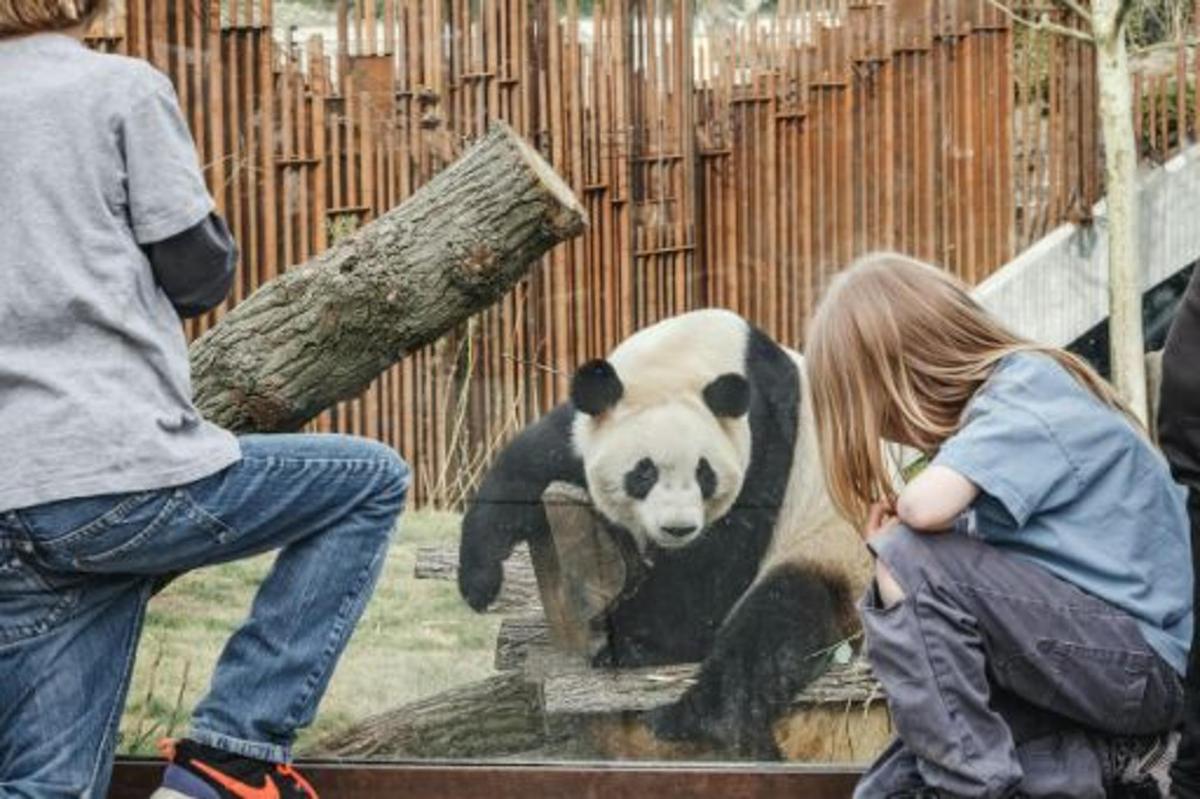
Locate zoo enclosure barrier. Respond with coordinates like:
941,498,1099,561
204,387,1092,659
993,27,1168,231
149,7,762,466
83,0,1200,506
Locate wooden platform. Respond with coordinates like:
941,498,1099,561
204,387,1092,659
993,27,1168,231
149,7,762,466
109,759,865,799
389,539,894,764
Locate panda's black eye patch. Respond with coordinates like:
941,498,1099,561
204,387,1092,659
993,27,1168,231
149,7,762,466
697,457,718,499
624,458,658,500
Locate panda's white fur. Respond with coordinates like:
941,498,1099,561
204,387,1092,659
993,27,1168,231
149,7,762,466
756,358,871,598
573,309,867,590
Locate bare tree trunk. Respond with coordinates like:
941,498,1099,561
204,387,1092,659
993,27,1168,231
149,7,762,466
1094,0,1148,422
189,122,586,433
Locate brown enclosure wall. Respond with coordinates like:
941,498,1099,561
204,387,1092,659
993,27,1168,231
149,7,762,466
83,0,1196,506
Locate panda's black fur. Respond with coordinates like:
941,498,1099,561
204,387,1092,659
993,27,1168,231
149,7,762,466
458,311,865,758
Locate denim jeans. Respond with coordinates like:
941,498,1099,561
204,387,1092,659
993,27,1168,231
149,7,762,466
0,434,409,799
854,525,1184,799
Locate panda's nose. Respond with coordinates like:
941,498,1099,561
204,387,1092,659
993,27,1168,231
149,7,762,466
661,524,698,539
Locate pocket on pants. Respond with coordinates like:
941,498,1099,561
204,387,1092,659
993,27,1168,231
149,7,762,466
0,549,80,646
1033,638,1152,736
19,489,233,571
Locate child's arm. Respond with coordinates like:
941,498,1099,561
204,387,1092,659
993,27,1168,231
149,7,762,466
144,213,237,319
895,464,978,531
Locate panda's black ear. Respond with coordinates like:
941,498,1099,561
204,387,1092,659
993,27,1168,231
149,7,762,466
572,359,624,416
703,373,751,418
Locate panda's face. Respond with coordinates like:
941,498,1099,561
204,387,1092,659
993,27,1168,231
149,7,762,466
583,403,747,550
571,359,753,552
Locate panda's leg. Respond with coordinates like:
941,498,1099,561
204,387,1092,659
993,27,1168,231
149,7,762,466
645,564,854,759
458,404,585,611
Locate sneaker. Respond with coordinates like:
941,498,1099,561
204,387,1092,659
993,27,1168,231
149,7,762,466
151,738,319,799
1104,731,1180,798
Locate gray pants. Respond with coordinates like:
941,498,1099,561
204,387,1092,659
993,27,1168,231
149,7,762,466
854,525,1185,799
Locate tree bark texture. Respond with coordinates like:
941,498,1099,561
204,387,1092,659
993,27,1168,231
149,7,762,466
190,122,587,432
311,672,548,759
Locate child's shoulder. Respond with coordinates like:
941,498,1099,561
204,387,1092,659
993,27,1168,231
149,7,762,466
72,47,171,101
11,38,172,111
982,350,1078,406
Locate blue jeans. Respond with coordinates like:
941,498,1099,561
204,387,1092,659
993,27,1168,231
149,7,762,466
0,434,409,799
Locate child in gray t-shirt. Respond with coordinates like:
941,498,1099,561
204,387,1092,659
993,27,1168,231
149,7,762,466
0,4,409,798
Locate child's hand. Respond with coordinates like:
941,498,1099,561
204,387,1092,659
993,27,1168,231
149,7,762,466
864,500,898,541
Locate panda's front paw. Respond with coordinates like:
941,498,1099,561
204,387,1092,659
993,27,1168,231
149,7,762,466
457,559,503,612
647,697,782,759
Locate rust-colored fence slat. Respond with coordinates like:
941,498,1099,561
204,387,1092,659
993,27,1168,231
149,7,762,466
84,0,1183,508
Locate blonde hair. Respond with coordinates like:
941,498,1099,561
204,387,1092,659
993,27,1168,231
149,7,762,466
807,252,1140,526
0,0,105,37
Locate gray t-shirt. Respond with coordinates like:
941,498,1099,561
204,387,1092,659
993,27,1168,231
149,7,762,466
0,33,240,512
933,352,1193,674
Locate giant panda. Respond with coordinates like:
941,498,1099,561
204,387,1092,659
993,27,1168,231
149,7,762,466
458,308,872,758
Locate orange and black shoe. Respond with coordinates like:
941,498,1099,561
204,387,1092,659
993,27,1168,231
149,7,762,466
151,738,319,799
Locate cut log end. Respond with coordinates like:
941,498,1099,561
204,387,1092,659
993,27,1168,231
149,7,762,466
492,120,588,238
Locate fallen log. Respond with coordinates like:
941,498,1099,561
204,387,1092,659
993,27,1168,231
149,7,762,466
310,657,890,762
494,614,553,671
189,122,586,432
312,671,548,760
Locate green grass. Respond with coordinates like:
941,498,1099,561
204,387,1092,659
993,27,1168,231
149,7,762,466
116,510,500,756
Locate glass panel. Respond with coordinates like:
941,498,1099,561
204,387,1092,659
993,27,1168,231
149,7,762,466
21,0,1185,778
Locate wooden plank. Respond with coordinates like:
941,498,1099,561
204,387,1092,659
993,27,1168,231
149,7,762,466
543,658,882,716
110,760,865,799
225,32,244,308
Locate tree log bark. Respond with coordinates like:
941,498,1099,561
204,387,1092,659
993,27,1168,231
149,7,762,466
189,122,586,432
312,671,548,759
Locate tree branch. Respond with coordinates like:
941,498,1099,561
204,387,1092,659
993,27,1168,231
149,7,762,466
981,0,1096,43
1114,0,1135,34
1055,0,1093,27
1132,38,1200,56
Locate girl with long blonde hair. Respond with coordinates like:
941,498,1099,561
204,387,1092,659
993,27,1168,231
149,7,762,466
807,253,1191,798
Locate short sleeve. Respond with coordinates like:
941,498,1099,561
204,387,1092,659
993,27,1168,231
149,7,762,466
121,74,214,244
932,395,1080,527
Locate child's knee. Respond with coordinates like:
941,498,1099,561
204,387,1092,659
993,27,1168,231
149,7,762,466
867,524,926,599
874,559,906,607
868,524,970,602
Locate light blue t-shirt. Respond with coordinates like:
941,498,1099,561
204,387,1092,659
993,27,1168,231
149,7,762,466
932,352,1193,675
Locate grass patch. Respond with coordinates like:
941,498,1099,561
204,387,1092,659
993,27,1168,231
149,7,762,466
117,510,500,756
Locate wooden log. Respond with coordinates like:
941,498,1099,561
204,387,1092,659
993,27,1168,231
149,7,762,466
190,122,586,433
494,614,552,671
311,671,549,759
526,482,647,661
542,658,890,763
313,653,890,762
414,544,543,615
537,639,881,716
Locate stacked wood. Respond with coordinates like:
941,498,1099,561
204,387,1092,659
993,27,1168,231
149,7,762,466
315,672,547,760
348,484,892,763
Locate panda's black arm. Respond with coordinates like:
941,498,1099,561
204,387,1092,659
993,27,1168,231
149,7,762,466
646,564,854,759
458,403,587,611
